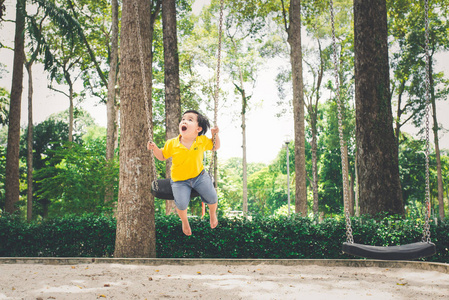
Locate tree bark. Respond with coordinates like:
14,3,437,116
429,63,445,220
105,0,120,204
65,72,74,143
355,151,360,216
311,115,318,218
349,170,355,216
287,0,307,216
5,0,26,214
343,144,353,216
354,0,404,216
242,94,248,217
114,0,159,258
162,0,180,215
307,44,324,219
25,61,33,221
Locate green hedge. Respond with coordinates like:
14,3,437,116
1,214,448,262
0,214,116,257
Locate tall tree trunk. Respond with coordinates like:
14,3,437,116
354,0,404,216
241,87,248,217
105,0,120,204
242,107,248,216
349,170,355,216
5,0,26,214
311,115,318,218
355,151,360,216
343,144,352,215
162,0,180,215
114,0,160,258
25,61,33,221
66,75,74,143
287,0,307,216
429,63,445,220
394,80,406,145
307,40,324,219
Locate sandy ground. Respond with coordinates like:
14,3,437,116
0,263,449,300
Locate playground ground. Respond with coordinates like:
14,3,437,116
0,258,448,299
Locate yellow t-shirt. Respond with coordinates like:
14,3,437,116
162,135,213,182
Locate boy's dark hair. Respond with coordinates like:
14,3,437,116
183,110,210,136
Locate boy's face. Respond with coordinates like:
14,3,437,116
179,112,202,137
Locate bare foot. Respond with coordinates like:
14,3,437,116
210,214,218,229
182,221,192,236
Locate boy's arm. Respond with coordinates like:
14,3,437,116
211,127,220,151
147,141,167,161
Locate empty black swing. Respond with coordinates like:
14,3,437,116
329,0,436,260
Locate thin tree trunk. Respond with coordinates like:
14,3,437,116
343,144,351,215
5,0,26,214
25,61,34,221
67,75,74,143
114,0,160,258
354,0,404,216
241,89,248,217
394,80,406,144
355,151,360,217
105,0,119,204
287,0,307,216
311,118,318,218
349,170,355,216
307,40,324,219
429,63,445,220
162,0,180,215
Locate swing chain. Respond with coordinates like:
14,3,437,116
209,0,224,179
422,0,432,243
330,0,353,244
133,0,159,191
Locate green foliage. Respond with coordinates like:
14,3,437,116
20,118,70,170
217,158,281,214
34,134,118,217
0,87,9,125
247,166,287,216
398,133,427,204
16,112,104,219
388,0,449,131
2,214,447,263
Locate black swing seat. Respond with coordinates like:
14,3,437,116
342,241,436,260
151,178,201,200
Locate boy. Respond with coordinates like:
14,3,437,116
147,110,219,236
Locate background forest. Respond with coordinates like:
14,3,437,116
0,0,448,225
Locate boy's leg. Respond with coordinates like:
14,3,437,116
176,208,192,236
171,179,192,236
192,171,218,229
208,202,218,229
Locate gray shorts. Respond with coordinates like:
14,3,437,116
170,170,218,210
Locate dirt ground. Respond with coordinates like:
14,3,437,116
1,262,449,299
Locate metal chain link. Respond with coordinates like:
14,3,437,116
133,0,159,191
422,0,432,243
208,0,224,179
330,0,353,244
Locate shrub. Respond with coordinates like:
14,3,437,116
1,214,447,262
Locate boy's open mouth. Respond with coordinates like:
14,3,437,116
181,125,187,131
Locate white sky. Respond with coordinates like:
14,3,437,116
1,0,448,164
